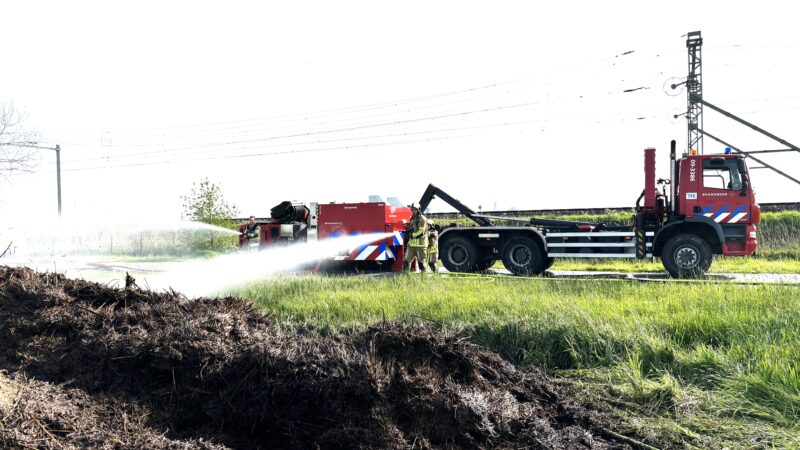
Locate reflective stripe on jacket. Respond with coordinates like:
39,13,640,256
409,228,428,248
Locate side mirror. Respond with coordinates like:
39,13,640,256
740,179,749,196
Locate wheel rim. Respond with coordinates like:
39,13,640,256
674,245,699,269
509,245,531,267
448,245,469,265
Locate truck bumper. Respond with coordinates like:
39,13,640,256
722,224,758,256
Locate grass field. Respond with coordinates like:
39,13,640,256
229,275,800,449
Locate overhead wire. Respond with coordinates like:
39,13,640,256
54,97,800,174
46,108,675,173
41,41,794,173
47,45,673,146
48,101,667,169
43,91,799,171
46,66,678,167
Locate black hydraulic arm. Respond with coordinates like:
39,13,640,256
418,184,494,226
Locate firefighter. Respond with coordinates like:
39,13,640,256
243,216,260,243
427,220,439,272
405,206,428,272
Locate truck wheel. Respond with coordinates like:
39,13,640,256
441,237,478,272
542,256,556,271
662,234,712,278
502,236,546,276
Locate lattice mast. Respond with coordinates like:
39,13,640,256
686,31,703,154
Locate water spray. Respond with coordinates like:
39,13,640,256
145,232,394,297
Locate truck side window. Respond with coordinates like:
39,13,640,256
702,159,742,190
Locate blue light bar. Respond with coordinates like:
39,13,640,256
724,147,732,154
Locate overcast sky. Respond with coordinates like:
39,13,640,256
1,1,799,222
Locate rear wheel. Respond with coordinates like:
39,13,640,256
661,234,712,278
542,256,556,271
502,236,547,276
441,236,479,273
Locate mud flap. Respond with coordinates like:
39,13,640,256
635,214,646,259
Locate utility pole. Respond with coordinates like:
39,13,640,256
686,31,703,154
9,142,62,216
55,144,62,216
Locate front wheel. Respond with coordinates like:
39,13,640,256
661,234,712,278
502,236,547,276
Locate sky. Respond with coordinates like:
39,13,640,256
1,1,799,222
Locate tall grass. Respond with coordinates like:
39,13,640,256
229,275,800,447
759,211,800,250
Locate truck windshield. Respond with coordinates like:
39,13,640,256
702,159,743,190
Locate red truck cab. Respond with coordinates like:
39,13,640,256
673,152,759,256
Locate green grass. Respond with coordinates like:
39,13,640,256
228,274,800,448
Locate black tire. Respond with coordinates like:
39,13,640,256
440,236,479,272
502,236,547,276
661,234,712,278
542,256,556,271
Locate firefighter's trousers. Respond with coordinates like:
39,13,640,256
406,246,428,272
428,251,438,272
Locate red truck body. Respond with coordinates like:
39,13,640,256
240,201,412,272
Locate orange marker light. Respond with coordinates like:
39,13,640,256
690,149,698,155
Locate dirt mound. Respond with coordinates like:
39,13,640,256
0,266,632,449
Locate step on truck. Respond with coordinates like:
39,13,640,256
422,141,760,278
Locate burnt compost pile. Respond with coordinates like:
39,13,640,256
0,266,632,449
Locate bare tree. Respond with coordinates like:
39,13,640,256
0,102,38,176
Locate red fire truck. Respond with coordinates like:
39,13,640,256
241,142,759,278
240,200,412,272
420,141,760,278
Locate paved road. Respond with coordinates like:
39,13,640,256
486,268,800,284
6,257,799,286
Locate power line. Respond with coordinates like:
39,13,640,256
41,86,798,172
55,113,656,168
47,110,669,173
52,100,547,164
49,79,648,148
47,77,677,165
49,93,800,169
48,45,677,145
56,134,474,173
45,41,790,172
